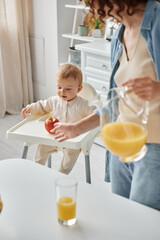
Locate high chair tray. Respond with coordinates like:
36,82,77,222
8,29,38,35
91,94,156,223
6,114,100,149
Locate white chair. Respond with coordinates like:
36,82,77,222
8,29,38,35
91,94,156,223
6,82,100,184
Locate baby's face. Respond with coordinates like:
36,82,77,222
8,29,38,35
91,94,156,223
56,77,82,101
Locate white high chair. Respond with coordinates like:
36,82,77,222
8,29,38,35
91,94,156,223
6,82,100,184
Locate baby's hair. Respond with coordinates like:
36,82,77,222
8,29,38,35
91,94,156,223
56,64,83,85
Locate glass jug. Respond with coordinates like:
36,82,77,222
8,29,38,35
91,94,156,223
91,87,149,163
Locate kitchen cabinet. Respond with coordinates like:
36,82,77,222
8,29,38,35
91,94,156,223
75,40,111,93
75,40,111,147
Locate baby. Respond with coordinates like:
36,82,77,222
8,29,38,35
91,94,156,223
21,64,95,174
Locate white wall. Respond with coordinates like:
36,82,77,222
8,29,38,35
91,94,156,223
57,0,75,64
27,0,72,101
27,0,83,101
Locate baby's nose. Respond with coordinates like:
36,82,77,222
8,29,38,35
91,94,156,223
61,88,66,93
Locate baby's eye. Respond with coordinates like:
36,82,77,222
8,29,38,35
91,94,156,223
66,88,72,91
57,87,62,89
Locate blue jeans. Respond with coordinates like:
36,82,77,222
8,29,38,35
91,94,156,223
110,143,160,210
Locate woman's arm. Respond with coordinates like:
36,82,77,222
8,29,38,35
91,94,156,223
51,113,100,142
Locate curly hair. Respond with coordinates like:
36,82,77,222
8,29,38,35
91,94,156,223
88,0,153,20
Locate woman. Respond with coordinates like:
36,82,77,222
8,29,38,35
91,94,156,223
53,0,160,210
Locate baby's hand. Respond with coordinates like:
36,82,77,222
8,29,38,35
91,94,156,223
21,107,31,118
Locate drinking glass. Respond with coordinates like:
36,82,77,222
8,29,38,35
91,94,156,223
55,177,77,227
91,87,149,163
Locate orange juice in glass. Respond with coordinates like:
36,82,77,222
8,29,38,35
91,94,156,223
0,195,3,213
57,196,76,221
55,177,77,226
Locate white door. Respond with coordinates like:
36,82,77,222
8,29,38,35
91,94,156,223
27,0,58,101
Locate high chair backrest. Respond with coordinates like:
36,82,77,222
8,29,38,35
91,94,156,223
78,82,97,100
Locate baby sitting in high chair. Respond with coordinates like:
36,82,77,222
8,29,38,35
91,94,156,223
21,63,95,174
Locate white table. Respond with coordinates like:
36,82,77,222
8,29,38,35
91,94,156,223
0,159,160,240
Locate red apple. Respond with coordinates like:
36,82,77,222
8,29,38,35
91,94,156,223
44,117,59,134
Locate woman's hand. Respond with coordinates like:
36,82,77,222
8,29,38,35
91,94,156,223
122,77,160,101
51,113,100,142
51,122,79,142
21,107,31,118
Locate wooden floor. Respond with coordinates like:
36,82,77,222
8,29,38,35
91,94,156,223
0,114,110,189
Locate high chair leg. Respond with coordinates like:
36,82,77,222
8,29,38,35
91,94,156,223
85,155,91,184
22,146,29,159
48,155,52,168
